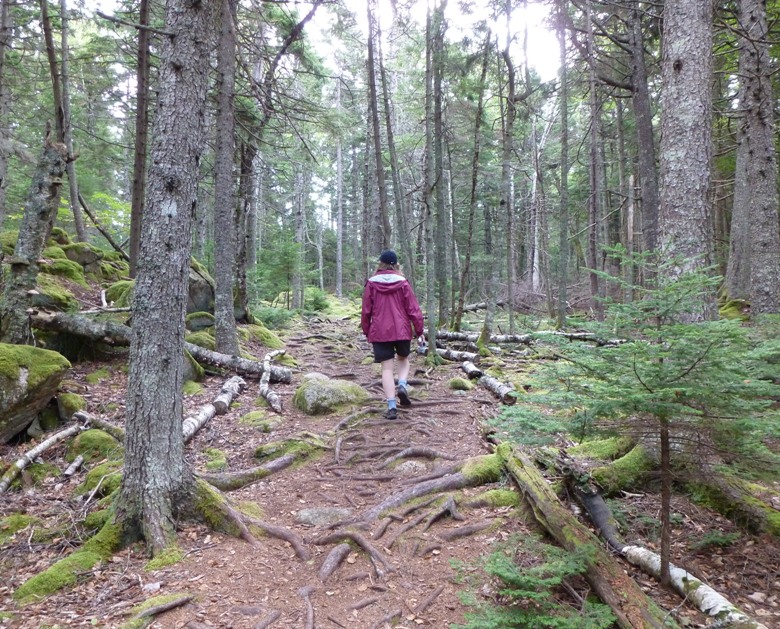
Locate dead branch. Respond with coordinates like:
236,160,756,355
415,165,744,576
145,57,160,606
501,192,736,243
477,374,516,404
439,520,495,540
259,349,285,413
0,422,85,493
348,596,379,610
182,376,245,443
255,609,282,628
63,455,84,477
461,361,484,379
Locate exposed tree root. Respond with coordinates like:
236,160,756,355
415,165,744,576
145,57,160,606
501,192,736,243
439,519,495,540
134,595,193,619
379,446,455,469
423,495,463,530
349,596,379,610
318,542,352,581
313,531,394,578
200,451,300,491
413,584,444,614
382,512,428,549
371,608,402,629
255,609,282,628
243,513,310,560
298,585,316,629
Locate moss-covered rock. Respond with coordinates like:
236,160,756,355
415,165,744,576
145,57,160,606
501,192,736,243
182,380,203,396
105,280,135,307
0,344,71,442
77,460,123,497
39,258,88,287
97,259,130,282
67,429,124,463
57,392,87,421
33,274,80,312
462,453,504,484
61,242,103,268
292,373,369,415
85,367,110,385
203,448,228,472
48,227,70,245
42,245,68,259
448,377,474,391
241,409,283,432
186,311,215,332
244,323,284,349
185,330,216,351
591,444,654,495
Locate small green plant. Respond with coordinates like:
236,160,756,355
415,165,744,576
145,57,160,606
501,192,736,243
253,306,295,330
303,287,329,313
452,535,615,629
689,530,741,551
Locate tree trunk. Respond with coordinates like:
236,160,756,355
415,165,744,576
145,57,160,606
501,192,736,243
452,32,490,332
0,0,13,227
0,136,68,344
335,82,344,298
129,0,150,277
501,0,516,334
213,0,239,356
658,0,714,320
433,3,447,325
115,0,217,554
556,0,570,329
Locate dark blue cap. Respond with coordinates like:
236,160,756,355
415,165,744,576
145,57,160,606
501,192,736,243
379,250,398,265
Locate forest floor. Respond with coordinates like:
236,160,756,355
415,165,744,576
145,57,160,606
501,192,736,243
1,310,780,628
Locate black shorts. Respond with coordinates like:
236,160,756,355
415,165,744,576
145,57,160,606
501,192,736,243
372,340,411,363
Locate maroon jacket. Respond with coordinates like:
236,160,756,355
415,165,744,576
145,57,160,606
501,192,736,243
361,270,424,343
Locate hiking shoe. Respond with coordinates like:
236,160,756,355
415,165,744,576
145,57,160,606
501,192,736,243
397,384,411,407
382,408,398,420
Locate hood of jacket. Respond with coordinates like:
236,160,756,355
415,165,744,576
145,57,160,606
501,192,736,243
367,271,407,294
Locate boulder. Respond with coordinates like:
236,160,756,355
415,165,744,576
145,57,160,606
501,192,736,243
188,259,215,314
292,372,370,415
0,344,71,442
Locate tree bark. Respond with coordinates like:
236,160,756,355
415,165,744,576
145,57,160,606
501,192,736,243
0,0,13,227
213,0,240,356
115,0,218,554
0,136,68,344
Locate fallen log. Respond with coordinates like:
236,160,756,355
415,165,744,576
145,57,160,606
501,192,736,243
496,443,675,629
477,374,516,404
436,330,533,345
29,312,293,383
434,347,478,362
533,330,624,347
460,361,483,379
0,422,85,493
259,350,285,413
182,376,246,443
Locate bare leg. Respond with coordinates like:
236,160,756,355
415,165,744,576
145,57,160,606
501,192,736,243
381,358,396,401
397,355,410,384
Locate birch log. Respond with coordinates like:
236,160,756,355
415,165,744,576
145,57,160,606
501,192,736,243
0,423,85,493
182,376,245,443
259,350,285,413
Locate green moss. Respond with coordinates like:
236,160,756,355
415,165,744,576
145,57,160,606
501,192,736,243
82,519,123,558
254,436,324,462
185,330,216,351
0,230,18,255
0,343,71,389
38,406,60,431
183,349,205,382
244,323,284,349
13,550,102,604
67,429,124,463
719,299,750,321
39,259,88,287
42,245,68,259
569,436,635,461
193,478,243,537
241,410,283,433
182,380,203,396
85,367,110,385
121,593,194,629
591,445,654,495
204,448,227,472
83,509,111,532
144,545,184,571
690,478,780,535
48,227,70,245
448,377,474,391
105,280,135,307
14,462,61,488
0,514,42,544
34,274,80,312
57,392,86,420
76,461,123,497
96,260,130,282
185,311,215,331
470,489,520,508
462,453,504,484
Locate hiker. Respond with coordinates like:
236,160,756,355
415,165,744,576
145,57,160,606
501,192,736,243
361,250,425,419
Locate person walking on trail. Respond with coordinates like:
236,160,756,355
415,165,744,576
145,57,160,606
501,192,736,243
361,250,425,420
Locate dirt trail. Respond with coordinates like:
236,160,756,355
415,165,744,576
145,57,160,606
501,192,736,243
3,315,779,628
1,316,527,628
